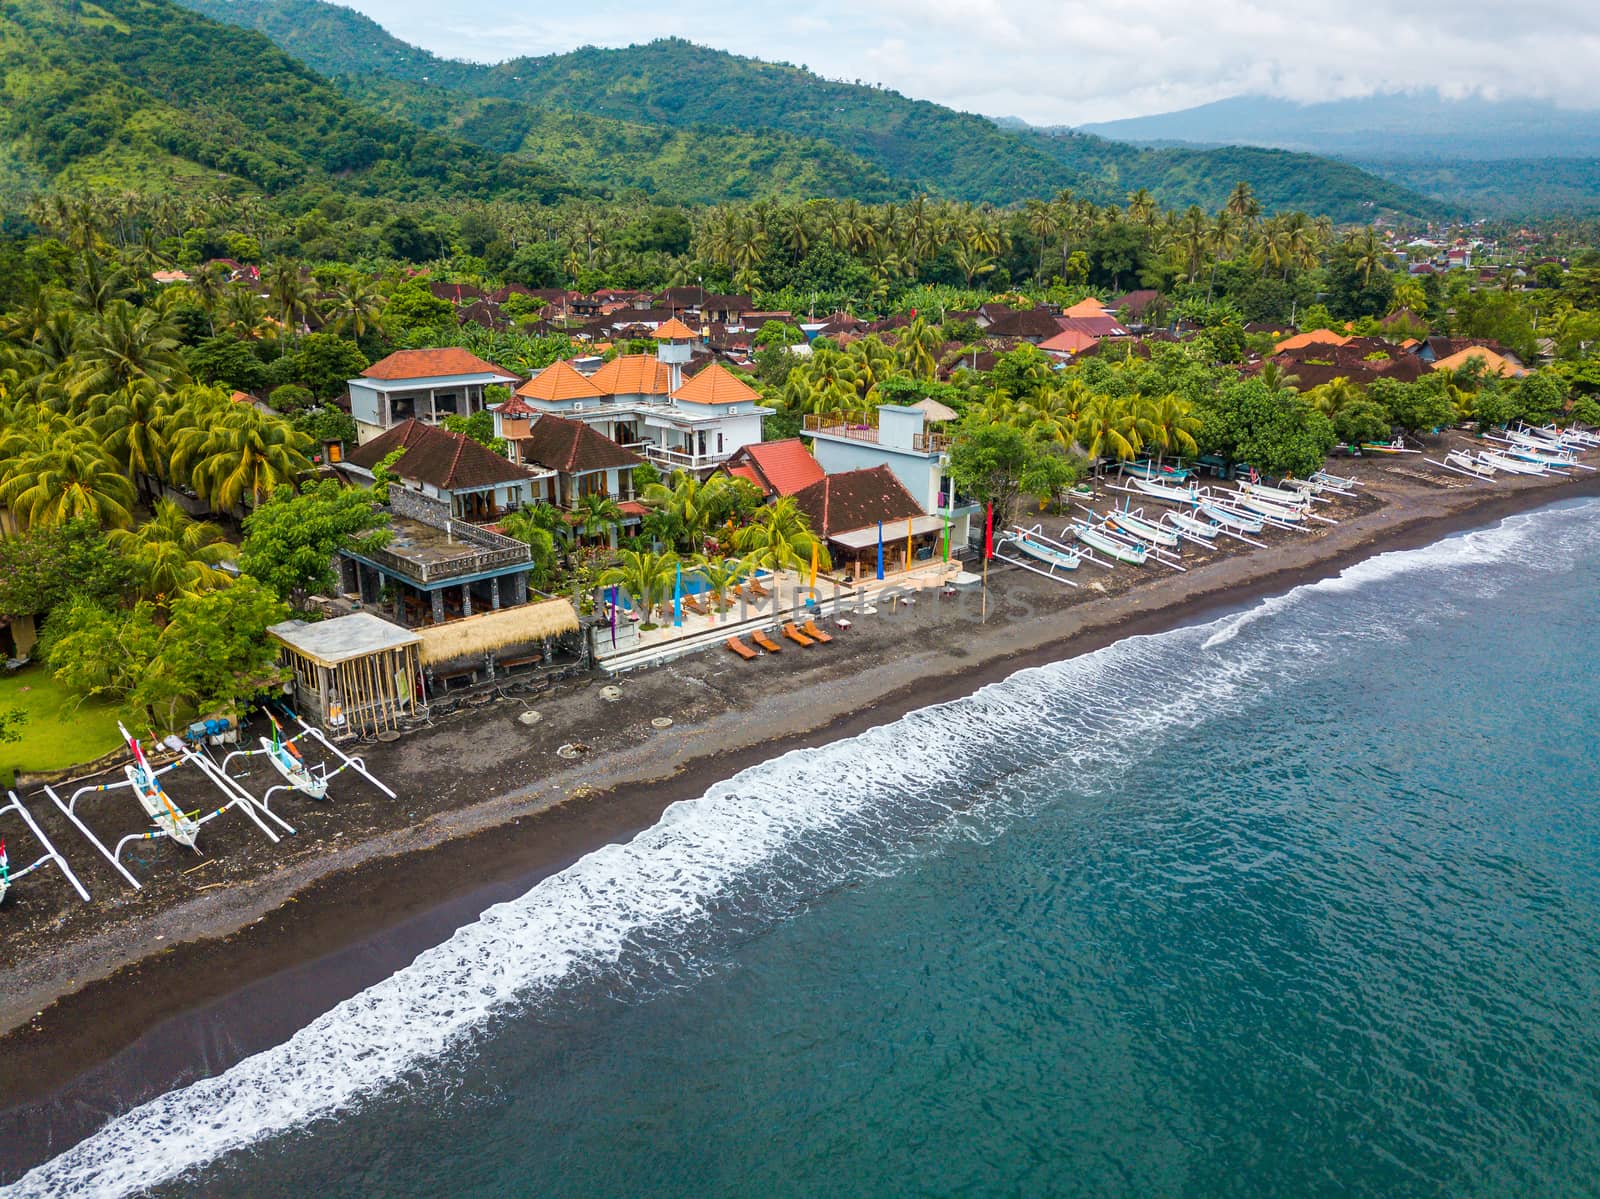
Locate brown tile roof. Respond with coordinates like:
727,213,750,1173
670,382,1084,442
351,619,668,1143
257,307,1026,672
671,362,760,406
1110,290,1162,316
723,439,825,497
344,420,537,491
986,308,1065,340
588,354,671,397
515,359,605,402
792,466,924,538
1063,296,1108,317
1038,329,1099,355
361,348,511,381
652,317,697,340
519,415,644,475
1273,330,1350,354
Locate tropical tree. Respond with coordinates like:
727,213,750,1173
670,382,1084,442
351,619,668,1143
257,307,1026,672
68,301,185,398
169,395,315,512
572,492,624,544
598,548,680,624
731,496,831,573
325,277,386,339
110,499,233,604
1141,393,1201,465
0,426,136,529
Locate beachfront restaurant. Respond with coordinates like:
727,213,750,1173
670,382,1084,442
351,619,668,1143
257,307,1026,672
269,612,425,738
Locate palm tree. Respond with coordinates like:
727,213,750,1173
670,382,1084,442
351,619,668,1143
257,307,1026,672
952,243,997,288
895,315,941,380
1223,181,1261,231
497,508,560,589
1024,199,1061,279
732,496,831,574
1346,227,1393,288
1307,377,1363,417
1258,362,1302,395
69,301,185,398
598,549,679,625
110,499,233,603
1073,395,1150,472
1141,393,1201,466
0,427,136,529
691,553,749,620
266,260,314,339
572,492,623,545
326,277,385,339
221,285,264,338
92,380,171,500
641,472,731,552
170,404,314,512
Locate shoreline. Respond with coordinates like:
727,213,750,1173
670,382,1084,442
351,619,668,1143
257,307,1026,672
3,457,1599,1180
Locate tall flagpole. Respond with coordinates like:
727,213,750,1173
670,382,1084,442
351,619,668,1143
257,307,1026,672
982,501,992,623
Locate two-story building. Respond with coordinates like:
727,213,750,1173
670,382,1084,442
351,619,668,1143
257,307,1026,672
348,348,520,444
803,403,975,549
499,323,771,475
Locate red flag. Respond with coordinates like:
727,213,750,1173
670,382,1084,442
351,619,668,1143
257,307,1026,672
984,502,994,560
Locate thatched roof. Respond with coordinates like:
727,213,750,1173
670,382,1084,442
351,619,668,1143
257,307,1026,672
414,598,579,664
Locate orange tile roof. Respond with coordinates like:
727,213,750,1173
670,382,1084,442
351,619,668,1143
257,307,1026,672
1430,347,1526,377
588,354,671,397
361,348,511,381
671,362,760,406
1038,329,1098,354
1063,297,1107,318
1273,330,1351,354
652,317,697,340
515,358,605,402
738,439,824,496
725,464,765,492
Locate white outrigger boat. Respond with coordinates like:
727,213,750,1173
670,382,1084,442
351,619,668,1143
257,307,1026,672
0,791,91,904
1231,490,1307,523
1427,449,1498,480
1477,449,1549,476
1164,509,1219,540
1199,498,1266,534
1239,480,1321,508
1120,460,1192,484
1309,469,1360,494
1076,521,1149,565
1105,506,1181,548
259,713,328,800
1126,476,1200,505
119,723,200,851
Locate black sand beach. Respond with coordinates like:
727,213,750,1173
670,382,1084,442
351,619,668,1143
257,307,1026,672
3,435,1598,1181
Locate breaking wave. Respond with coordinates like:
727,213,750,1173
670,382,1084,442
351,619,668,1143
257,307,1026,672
9,497,1597,1199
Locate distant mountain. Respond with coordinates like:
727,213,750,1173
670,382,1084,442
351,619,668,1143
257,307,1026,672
175,0,1441,220
1079,93,1600,162
0,0,575,205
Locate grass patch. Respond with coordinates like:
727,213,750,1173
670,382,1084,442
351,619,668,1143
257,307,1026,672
0,666,124,786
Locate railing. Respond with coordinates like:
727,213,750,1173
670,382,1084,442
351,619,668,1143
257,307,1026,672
643,444,731,470
368,520,530,585
804,415,951,455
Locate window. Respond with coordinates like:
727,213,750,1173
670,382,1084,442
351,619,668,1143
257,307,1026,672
716,432,724,453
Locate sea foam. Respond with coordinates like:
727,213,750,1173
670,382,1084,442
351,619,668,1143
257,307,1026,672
8,497,1596,1199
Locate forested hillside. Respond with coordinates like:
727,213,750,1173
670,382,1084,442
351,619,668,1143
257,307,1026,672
176,0,1439,220
0,0,574,206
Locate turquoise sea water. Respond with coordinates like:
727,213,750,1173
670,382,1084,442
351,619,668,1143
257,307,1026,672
13,498,1600,1198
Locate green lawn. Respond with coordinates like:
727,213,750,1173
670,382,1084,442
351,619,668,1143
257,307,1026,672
0,666,125,786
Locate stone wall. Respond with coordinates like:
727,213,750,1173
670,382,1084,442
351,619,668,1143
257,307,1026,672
389,486,450,529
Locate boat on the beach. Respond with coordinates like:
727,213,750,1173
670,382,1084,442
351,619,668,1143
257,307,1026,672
1309,469,1360,493
260,715,328,801
1443,450,1498,479
1477,449,1548,476
1164,510,1220,540
1231,490,1306,522
1010,530,1082,572
1105,508,1181,548
1239,480,1320,508
119,723,200,850
1354,437,1419,456
1199,500,1266,534
1120,460,1191,483
1076,522,1149,565
1128,476,1200,505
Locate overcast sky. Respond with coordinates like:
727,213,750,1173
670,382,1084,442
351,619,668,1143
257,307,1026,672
342,1,1600,124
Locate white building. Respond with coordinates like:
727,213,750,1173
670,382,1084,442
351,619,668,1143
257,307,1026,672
347,348,520,444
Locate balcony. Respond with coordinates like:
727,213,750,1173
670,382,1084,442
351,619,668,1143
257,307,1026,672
642,443,732,471
803,414,950,454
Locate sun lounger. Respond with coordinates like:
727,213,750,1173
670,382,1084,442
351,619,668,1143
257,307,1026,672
751,629,782,653
782,622,815,647
682,595,709,617
801,619,834,644
748,578,771,598
725,636,758,660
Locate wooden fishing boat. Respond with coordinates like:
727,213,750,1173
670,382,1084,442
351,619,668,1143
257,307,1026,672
1129,476,1200,505
1354,437,1419,455
1310,469,1360,490
1120,460,1192,483
1239,480,1317,507
260,738,328,800
1076,523,1148,565
1477,450,1546,476
1011,532,1081,571
1447,450,1497,478
1106,509,1181,548
1199,501,1265,533
119,723,200,850
1231,491,1305,522
1165,510,1219,539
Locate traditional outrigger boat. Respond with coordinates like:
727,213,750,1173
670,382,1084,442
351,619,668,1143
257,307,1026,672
1199,499,1265,534
119,723,200,850
260,713,328,800
1076,522,1149,565
1120,460,1191,483
1231,490,1306,522
1478,449,1548,476
1127,476,1200,505
1010,530,1082,572
1165,510,1220,540
1239,480,1319,508
1353,437,1419,456
1106,507,1181,548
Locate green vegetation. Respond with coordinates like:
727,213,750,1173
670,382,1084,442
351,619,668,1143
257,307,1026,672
172,0,1435,220
0,666,125,783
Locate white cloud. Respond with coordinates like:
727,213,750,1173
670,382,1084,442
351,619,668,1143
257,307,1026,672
341,0,1600,122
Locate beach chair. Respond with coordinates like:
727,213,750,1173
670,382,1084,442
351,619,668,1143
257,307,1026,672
801,619,834,644
748,578,771,598
725,636,758,660
782,622,815,648
682,595,709,617
751,629,782,653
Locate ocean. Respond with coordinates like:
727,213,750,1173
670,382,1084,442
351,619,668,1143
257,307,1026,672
11,498,1600,1198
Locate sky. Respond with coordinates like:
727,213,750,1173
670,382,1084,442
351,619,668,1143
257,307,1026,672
339,0,1600,125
